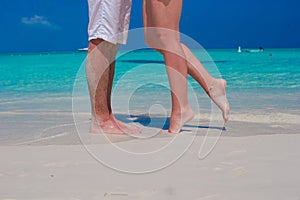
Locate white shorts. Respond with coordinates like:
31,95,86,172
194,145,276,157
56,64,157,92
88,0,132,44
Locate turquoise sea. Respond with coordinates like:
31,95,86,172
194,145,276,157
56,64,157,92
0,48,299,144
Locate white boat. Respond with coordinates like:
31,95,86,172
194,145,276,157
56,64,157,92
244,48,264,53
237,46,264,53
77,47,88,51
237,46,242,53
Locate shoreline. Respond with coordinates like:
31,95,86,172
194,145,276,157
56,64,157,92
1,109,299,146
1,47,300,56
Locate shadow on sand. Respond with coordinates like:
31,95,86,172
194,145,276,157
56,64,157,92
115,114,226,132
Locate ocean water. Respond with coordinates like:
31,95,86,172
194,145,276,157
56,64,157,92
0,49,299,143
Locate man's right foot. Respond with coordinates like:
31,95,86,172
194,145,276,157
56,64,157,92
90,119,125,134
111,116,142,134
90,118,141,134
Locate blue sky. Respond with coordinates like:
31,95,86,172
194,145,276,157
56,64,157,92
0,0,299,53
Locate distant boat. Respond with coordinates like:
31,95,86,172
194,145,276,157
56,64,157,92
244,49,264,53
237,46,242,53
77,47,88,51
237,46,264,53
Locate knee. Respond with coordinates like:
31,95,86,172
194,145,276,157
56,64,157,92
88,38,118,53
144,29,174,53
88,39,104,52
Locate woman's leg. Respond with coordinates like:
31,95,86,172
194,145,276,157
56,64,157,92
143,1,229,123
181,44,230,122
143,0,194,133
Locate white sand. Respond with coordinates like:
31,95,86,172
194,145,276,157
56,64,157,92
1,108,300,199
1,132,300,199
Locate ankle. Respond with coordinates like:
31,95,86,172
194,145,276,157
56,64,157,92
207,78,220,98
172,105,192,116
91,115,111,125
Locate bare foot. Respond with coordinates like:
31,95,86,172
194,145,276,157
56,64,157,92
110,116,142,134
165,106,195,134
90,116,142,134
90,119,126,134
208,79,230,122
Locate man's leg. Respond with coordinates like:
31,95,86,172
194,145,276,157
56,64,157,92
87,39,141,134
86,39,126,134
86,0,141,134
106,56,142,133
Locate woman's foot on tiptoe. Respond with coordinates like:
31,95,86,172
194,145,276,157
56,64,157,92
163,106,195,134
